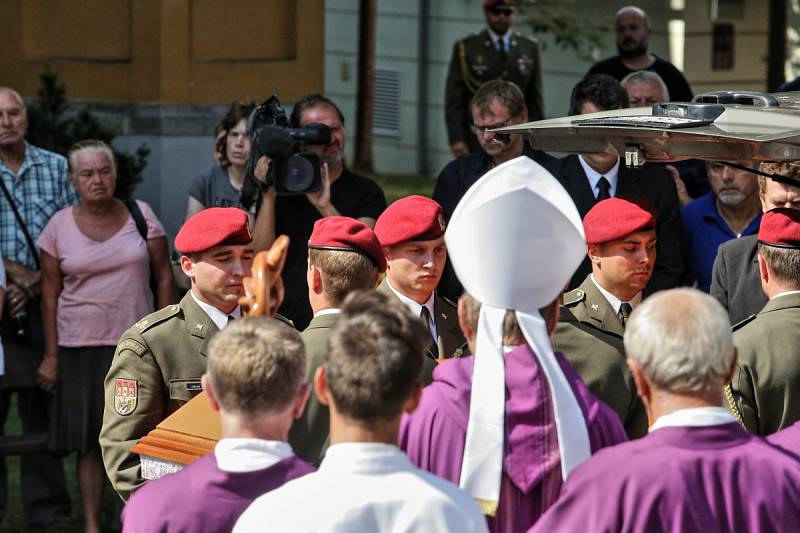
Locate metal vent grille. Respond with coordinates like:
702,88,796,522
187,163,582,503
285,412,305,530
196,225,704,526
373,69,400,137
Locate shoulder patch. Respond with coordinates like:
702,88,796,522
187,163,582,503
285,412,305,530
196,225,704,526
562,289,586,307
113,378,138,416
731,313,757,332
118,338,148,357
135,304,181,333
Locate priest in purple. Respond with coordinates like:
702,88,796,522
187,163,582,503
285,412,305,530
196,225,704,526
532,289,800,533
770,421,800,455
399,156,628,533
121,317,314,532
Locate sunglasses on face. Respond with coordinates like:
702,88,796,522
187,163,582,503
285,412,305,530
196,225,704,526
489,7,514,16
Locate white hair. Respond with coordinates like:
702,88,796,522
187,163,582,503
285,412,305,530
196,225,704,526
624,288,735,393
620,71,670,102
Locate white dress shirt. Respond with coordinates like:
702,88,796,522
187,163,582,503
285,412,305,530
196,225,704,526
578,155,621,198
650,407,738,433
234,443,488,533
487,27,511,52
386,278,438,341
190,290,242,330
214,438,294,473
590,275,641,316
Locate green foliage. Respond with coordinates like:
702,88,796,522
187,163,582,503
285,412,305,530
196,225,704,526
24,72,149,201
518,0,611,63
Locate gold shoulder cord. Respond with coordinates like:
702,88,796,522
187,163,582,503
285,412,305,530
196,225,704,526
724,384,746,428
458,41,483,94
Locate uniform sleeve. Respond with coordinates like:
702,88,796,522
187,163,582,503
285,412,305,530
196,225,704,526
731,359,759,434
36,212,62,258
524,40,545,121
136,200,166,240
99,329,166,501
444,41,471,145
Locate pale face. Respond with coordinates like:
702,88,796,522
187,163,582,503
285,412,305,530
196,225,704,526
385,236,447,303
615,11,650,58
483,5,515,35
471,99,526,160
762,179,800,211
301,105,345,167
0,91,27,148
70,148,117,203
590,230,657,300
625,81,666,108
183,245,254,313
225,118,251,169
708,161,759,207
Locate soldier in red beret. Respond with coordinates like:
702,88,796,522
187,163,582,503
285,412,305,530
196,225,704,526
100,207,259,500
374,196,466,383
551,197,656,438
289,216,384,465
727,207,800,435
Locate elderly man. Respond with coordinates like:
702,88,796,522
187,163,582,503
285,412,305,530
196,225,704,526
0,87,73,526
711,161,800,324
435,80,554,300
552,198,653,438
400,157,626,532
236,291,488,533
532,288,800,532
374,195,466,382
682,161,761,293
253,94,386,330
288,216,384,465
101,207,255,500
121,318,314,532
587,6,692,102
727,208,800,435
545,74,683,293
620,70,669,107
445,0,543,157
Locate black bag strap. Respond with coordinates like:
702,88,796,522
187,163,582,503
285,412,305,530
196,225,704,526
0,177,40,270
125,199,148,242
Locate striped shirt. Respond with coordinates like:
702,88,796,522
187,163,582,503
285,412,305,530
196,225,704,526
0,142,77,269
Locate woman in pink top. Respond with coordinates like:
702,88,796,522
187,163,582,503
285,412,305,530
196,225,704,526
37,140,174,533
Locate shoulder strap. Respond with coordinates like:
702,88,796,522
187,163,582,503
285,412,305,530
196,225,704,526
0,177,40,269
125,199,148,241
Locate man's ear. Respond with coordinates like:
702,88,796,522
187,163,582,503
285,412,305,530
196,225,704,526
310,265,324,295
402,385,423,415
180,255,195,279
626,358,650,400
202,374,221,413
314,366,331,407
757,254,769,285
587,243,600,264
292,383,311,419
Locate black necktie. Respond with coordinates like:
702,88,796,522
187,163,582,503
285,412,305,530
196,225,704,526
497,39,507,60
619,303,632,327
596,177,611,201
420,306,439,357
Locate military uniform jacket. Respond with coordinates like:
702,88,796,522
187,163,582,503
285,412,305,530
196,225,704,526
445,28,543,150
99,292,220,501
378,279,466,385
289,311,340,466
728,292,800,435
710,234,767,325
550,276,647,438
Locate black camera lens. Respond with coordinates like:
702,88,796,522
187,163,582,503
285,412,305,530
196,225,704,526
282,156,316,193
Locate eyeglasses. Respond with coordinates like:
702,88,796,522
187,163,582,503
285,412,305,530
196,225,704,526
470,121,508,135
488,7,514,16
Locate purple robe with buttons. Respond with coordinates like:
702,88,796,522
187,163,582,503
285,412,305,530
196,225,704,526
121,454,314,533
398,344,627,533
531,423,800,533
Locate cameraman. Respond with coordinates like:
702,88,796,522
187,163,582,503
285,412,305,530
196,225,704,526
252,95,386,330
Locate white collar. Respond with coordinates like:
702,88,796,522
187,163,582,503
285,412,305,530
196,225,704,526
649,407,737,433
190,290,241,330
213,438,294,473
319,443,409,474
578,155,620,199
771,290,800,301
386,278,435,319
314,308,342,318
590,275,641,315
487,27,512,48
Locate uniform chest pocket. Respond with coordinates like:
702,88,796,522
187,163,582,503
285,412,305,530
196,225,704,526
168,378,203,405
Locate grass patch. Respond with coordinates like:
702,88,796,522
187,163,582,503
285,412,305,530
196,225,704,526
366,173,436,203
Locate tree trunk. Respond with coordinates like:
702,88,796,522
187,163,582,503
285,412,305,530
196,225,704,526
354,0,377,173
767,0,787,92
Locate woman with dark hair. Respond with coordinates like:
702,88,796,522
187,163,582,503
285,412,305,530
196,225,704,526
185,101,256,219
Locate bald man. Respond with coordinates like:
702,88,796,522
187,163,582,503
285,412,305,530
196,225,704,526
587,6,693,103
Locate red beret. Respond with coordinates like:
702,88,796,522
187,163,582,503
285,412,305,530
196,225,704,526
174,207,252,254
758,207,800,248
374,195,446,247
583,197,657,244
308,217,387,273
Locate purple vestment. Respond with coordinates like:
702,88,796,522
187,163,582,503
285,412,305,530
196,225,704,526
531,423,800,533
398,344,627,533
769,420,800,454
121,454,313,533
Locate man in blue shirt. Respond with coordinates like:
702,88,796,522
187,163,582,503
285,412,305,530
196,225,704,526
682,160,761,292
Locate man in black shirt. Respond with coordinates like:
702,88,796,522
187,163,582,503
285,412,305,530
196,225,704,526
434,80,554,300
252,95,386,329
587,6,693,103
